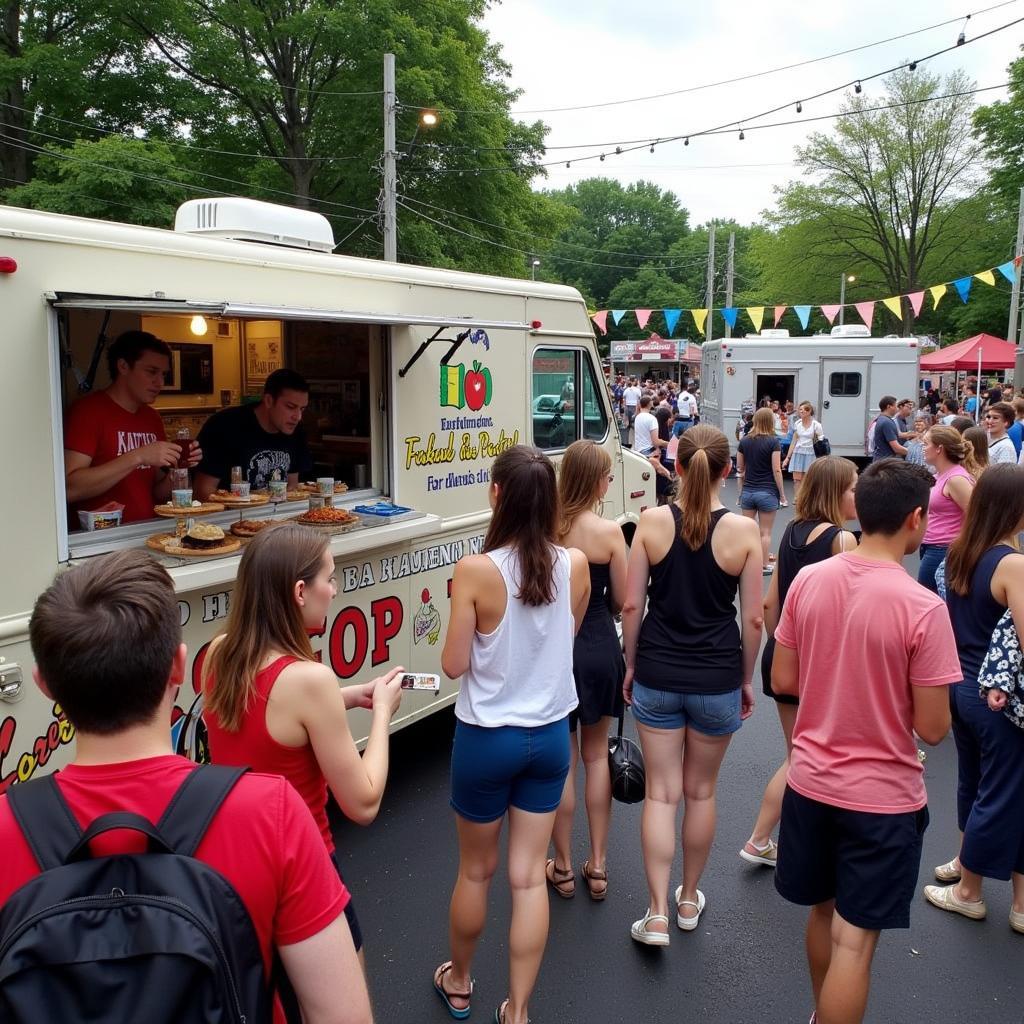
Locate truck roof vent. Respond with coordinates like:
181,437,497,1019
174,198,335,253
747,329,790,338
830,324,871,338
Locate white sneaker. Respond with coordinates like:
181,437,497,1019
674,886,706,930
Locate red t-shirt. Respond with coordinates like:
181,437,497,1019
775,553,960,814
0,756,348,1024
64,391,166,523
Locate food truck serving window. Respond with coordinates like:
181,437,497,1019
531,348,608,451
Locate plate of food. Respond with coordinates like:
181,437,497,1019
153,501,224,517
297,481,349,495
210,489,271,507
230,518,281,539
294,506,362,530
147,523,242,557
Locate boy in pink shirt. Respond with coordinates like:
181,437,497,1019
772,459,958,1024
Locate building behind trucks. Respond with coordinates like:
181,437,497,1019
699,326,921,457
0,199,653,792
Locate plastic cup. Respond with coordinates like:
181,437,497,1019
269,479,288,500
172,488,193,508
317,477,335,496
230,481,251,500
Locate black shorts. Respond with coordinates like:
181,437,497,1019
775,786,929,931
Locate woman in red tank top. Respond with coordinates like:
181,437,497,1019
203,524,405,972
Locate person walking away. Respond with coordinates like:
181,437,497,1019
917,426,977,593
737,408,788,575
434,446,589,1024
871,396,907,462
674,382,698,436
939,398,960,426
984,402,1017,465
772,459,956,1024
634,395,672,495
622,425,762,945
203,524,405,1001
741,457,858,868
2,550,371,1024
782,402,824,495
547,441,627,901
623,378,642,429
924,464,1024,934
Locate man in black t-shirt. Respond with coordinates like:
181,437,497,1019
194,369,314,497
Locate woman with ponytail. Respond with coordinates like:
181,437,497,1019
918,425,977,592
622,425,763,945
434,446,590,1024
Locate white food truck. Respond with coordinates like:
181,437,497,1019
699,326,921,456
0,199,653,791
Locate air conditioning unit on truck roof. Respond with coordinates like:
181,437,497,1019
174,197,335,252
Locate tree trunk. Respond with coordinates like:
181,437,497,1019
0,2,31,187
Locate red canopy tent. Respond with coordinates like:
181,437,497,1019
919,333,1016,371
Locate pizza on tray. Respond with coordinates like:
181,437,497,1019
295,506,360,526
230,519,279,538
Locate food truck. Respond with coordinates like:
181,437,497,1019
0,198,653,790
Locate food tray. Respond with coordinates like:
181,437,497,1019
352,503,412,517
146,533,242,557
229,520,282,539
289,515,363,537
209,492,272,508
153,502,224,518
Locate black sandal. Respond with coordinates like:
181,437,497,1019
494,998,529,1023
581,859,608,901
545,858,575,898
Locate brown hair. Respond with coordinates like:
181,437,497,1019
793,456,856,528
926,425,983,480
945,464,1024,595
986,401,1015,427
674,424,731,550
1013,398,1024,418
749,407,775,438
203,524,327,731
558,440,611,541
962,427,989,474
484,445,559,606
29,550,180,735
798,401,815,416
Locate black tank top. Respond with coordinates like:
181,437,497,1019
635,506,742,694
947,544,1016,684
777,520,841,608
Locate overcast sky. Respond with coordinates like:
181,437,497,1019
482,0,1023,225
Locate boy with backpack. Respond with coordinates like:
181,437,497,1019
771,460,958,1024
0,548,371,1024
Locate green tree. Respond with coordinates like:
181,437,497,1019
973,45,1024,210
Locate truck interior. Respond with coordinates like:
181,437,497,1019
530,347,609,451
753,373,795,407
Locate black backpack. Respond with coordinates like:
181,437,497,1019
0,764,274,1024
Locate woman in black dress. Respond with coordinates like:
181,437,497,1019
546,440,627,900
740,456,858,867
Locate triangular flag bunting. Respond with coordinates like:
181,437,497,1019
820,304,841,325
611,309,626,326
635,308,652,330
854,301,874,330
1016,255,1023,268
929,284,947,309
793,305,812,330
952,277,972,303
746,307,765,333
721,307,739,330
773,305,787,326
997,261,1018,284
591,310,608,335
974,270,996,287
691,309,708,335
908,291,925,317
882,296,903,320
663,308,682,336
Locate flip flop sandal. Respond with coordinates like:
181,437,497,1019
545,858,575,898
581,859,608,901
630,909,670,946
674,886,706,931
494,998,531,1024
433,961,473,1020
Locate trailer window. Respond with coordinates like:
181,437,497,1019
829,372,862,397
532,348,609,451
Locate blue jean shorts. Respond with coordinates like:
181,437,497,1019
631,681,742,735
450,718,571,823
740,488,779,513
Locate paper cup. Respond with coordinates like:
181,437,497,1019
317,477,335,496
230,481,251,499
172,488,194,508
269,479,288,500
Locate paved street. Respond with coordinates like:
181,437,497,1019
331,477,1022,1024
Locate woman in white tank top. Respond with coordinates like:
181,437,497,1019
433,446,589,1024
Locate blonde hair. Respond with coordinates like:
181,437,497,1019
793,456,856,528
675,425,731,550
558,440,612,540
798,401,815,416
960,427,989,478
926,424,982,480
749,407,776,438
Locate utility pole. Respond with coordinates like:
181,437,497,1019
724,231,735,339
382,53,398,262
705,222,716,345
1009,187,1024,387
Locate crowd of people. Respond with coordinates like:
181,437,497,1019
3,374,1024,1022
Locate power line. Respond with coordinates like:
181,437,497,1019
405,0,1021,116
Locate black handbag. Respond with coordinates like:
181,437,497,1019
608,710,646,804
813,433,831,458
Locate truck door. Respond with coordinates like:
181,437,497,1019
819,359,869,450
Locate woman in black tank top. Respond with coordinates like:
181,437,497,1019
622,426,763,945
740,457,857,868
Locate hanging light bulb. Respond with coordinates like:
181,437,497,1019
796,101,802,113
599,153,605,161
957,30,965,45
615,146,622,155
190,315,208,337
738,128,745,141
854,80,862,94
684,137,689,146
649,144,655,153
566,161,571,168
908,60,917,71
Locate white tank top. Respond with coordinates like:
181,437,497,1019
455,545,578,728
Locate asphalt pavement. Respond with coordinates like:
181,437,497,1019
331,477,1023,1024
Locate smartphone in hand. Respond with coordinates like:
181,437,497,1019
400,673,441,694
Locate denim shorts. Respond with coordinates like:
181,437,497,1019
740,488,779,513
450,718,570,822
631,681,742,735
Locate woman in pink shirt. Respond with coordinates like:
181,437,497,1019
917,425,978,593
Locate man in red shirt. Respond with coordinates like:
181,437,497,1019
0,549,371,1024
64,331,202,523
772,459,957,1024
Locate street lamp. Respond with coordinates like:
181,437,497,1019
838,273,856,326
531,258,541,281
